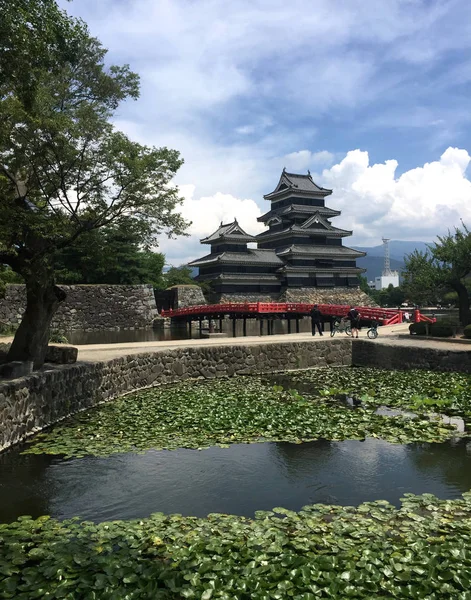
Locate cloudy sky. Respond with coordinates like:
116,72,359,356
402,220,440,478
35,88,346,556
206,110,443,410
60,0,471,265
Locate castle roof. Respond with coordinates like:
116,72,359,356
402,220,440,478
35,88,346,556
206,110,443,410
264,170,332,201
276,245,366,258
200,220,256,244
188,248,283,268
256,212,352,241
258,204,341,223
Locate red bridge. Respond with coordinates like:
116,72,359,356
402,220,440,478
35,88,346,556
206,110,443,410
162,302,434,331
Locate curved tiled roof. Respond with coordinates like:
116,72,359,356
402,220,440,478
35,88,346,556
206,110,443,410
189,249,283,267
256,223,352,241
276,245,366,258
200,220,256,244
258,204,341,222
264,170,332,200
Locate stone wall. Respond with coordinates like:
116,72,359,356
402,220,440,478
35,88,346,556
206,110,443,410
0,284,158,331
172,285,207,308
352,340,471,373
0,339,351,452
218,293,280,303
213,288,377,306
279,287,377,306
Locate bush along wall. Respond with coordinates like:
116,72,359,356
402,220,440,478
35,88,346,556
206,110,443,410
409,322,455,337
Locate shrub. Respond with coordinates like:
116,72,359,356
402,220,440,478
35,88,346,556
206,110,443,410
464,324,471,339
49,331,69,344
437,316,460,327
409,322,426,335
429,323,454,337
0,322,17,336
409,322,456,337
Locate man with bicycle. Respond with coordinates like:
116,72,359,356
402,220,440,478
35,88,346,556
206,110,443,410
347,306,361,339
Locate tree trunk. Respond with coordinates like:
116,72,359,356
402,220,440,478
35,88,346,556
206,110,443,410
6,269,66,369
452,281,471,326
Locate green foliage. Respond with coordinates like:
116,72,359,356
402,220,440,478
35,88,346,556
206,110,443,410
0,323,17,336
48,331,69,344
23,370,465,459
160,266,196,289
409,322,426,335
5,367,471,598
0,0,189,364
54,222,165,286
358,274,371,294
403,225,471,324
464,324,471,339
430,324,454,337
409,322,455,338
2,493,471,599
0,266,22,298
367,284,406,307
287,367,471,416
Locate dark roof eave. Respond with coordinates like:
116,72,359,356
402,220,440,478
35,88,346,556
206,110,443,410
263,188,332,201
257,206,341,222
256,230,352,240
281,267,366,273
200,234,255,244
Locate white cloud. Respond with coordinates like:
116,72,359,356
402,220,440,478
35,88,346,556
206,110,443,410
61,0,471,135
160,146,471,264
57,1,471,259
320,147,471,244
283,150,334,171
158,184,264,265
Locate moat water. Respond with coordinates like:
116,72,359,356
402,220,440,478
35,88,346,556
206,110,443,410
1,437,471,523
65,317,315,345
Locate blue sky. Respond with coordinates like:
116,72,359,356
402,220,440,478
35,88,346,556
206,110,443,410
60,0,471,264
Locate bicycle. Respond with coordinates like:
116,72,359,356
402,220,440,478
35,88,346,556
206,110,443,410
330,318,352,337
367,320,379,339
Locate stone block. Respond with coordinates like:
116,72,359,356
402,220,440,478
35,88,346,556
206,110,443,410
0,361,33,379
45,345,78,364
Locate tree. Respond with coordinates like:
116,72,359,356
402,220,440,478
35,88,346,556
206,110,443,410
0,266,23,299
161,266,196,288
403,225,471,325
54,222,166,286
358,275,372,295
0,0,188,367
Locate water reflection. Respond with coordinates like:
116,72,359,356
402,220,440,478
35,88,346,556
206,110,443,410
0,450,54,521
65,317,314,345
1,437,471,524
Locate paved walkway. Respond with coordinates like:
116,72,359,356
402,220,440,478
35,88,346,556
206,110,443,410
74,323,470,363
2,323,469,364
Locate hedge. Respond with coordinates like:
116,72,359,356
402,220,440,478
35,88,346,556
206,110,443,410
409,322,454,337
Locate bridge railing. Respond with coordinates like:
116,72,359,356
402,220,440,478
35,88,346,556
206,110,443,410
161,303,433,325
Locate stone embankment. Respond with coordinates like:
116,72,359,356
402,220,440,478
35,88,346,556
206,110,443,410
1,334,470,453
352,339,471,372
171,285,207,307
0,284,158,331
0,339,351,452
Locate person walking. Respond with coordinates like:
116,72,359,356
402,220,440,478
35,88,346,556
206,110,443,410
347,306,361,338
310,304,323,336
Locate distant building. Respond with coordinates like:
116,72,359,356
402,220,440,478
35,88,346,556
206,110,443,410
374,237,400,290
374,273,400,290
189,170,367,302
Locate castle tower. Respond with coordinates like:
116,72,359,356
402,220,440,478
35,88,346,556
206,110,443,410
257,170,366,290
189,170,368,303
